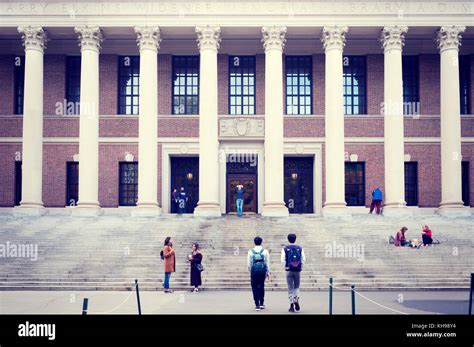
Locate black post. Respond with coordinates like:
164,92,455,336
469,273,473,315
135,279,142,315
351,285,355,315
82,298,88,316
329,277,333,315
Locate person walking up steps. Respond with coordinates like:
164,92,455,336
247,236,270,311
281,233,306,312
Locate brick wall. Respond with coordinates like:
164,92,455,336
344,144,385,207
313,54,324,115
405,144,441,207
99,54,118,115
42,144,78,206
419,54,440,115
0,144,21,206
0,55,14,115
158,54,172,115
218,54,228,115
256,54,265,115
44,55,66,115
366,54,384,115
99,144,138,207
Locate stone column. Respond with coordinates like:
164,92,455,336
133,26,162,217
17,26,48,215
261,26,289,217
437,25,470,216
321,26,348,217
194,25,222,217
74,26,102,216
380,26,411,217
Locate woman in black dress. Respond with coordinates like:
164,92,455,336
188,243,203,292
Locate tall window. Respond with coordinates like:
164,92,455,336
172,56,199,115
119,162,138,206
460,55,471,115
229,56,255,115
285,56,312,115
14,56,25,115
404,162,418,206
402,56,420,116
66,56,81,115
345,162,365,206
118,56,140,115
15,161,22,206
66,162,79,206
343,56,366,115
462,161,470,206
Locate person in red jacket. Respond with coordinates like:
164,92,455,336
421,225,433,246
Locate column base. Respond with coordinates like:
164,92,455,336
71,203,102,217
437,203,471,217
193,202,222,218
14,204,46,217
132,205,162,217
261,202,289,218
322,204,351,219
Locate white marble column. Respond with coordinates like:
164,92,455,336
74,26,102,216
194,25,222,217
380,26,411,217
321,26,348,217
17,26,47,215
133,26,162,216
437,25,470,217
261,26,289,217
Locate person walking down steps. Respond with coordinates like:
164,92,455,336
281,233,306,312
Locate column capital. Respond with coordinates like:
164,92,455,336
196,25,221,52
321,26,348,52
74,26,103,53
18,26,48,53
261,26,287,52
134,26,161,52
436,25,466,52
380,25,408,53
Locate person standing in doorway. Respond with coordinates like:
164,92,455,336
171,188,178,213
281,233,306,312
235,184,245,217
162,237,176,293
369,187,383,214
177,187,188,214
188,243,203,292
247,236,270,311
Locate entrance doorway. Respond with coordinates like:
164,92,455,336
284,157,314,214
170,157,199,213
226,160,258,214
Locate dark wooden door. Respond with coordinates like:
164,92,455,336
227,174,257,214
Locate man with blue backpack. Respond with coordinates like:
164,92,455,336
281,233,306,312
247,236,270,311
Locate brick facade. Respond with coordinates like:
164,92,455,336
1,52,474,209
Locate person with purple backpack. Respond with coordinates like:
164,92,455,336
281,233,306,312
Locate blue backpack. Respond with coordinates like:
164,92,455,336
251,249,267,274
285,245,303,272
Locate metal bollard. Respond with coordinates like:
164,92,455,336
135,279,142,315
351,285,355,315
82,298,88,316
329,277,333,315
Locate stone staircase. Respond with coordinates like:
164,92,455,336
0,213,473,291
